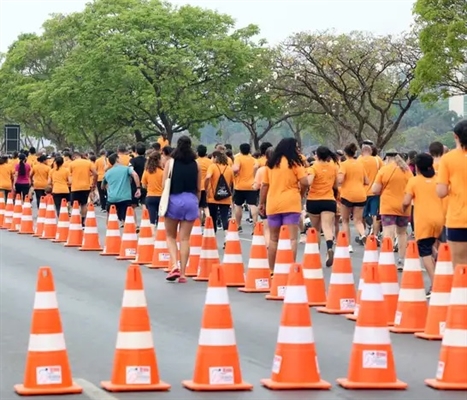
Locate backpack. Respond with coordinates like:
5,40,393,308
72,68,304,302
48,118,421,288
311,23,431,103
214,165,231,201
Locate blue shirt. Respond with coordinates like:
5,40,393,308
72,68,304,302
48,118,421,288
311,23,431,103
103,165,133,203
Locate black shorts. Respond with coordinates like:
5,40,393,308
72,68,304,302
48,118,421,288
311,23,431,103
341,197,366,208
233,190,258,206
71,190,90,206
52,193,70,212
15,183,30,199
447,227,467,242
306,200,337,215
199,190,208,208
131,187,146,206
107,200,132,221
417,237,436,257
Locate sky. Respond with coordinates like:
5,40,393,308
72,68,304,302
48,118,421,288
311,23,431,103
0,0,416,53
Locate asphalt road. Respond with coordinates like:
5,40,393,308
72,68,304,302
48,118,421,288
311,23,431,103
0,209,457,400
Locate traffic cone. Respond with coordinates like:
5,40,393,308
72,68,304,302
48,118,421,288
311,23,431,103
317,232,356,314
302,228,326,306
2,192,14,230
52,199,70,243
182,264,252,391
100,205,121,256
14,267,82,395
9,193,22,232
64,201,83,248
116,207,138,260
377,237,400,326
149,216,169,269
390,241,427,333
425,264,467,390
337,263,407,389
193,216,220,282
416,243,454,340
101,264,170,392
266,226,293,301
185,219,202,277
238,222,270,293
40,196,57,240
79,203,103,251
134,209,154,264
222,219,245,287
19,196,34,235
261,264,331,390
33,196,46,237
346,235,379,321
0,195,5,227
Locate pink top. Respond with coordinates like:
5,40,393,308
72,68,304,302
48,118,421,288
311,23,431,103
15,162,31,184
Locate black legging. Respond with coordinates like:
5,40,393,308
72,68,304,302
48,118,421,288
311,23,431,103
14,183,30,200
208,203,230,233
34,189,46,208
145,196,161,225
97,181,107,209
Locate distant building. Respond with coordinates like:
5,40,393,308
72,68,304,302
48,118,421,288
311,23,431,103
449,94,466,117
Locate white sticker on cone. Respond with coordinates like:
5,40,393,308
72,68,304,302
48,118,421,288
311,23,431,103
209,367,234,385
439,321,446,336
272,355,282,374
340,298,355,310
126,366,151,384
436,361,445,380
394,311,402,326
255,278,269,289
362,351,387,369
36,366,62,385
125,248,136,257
278,286,286,297
159,253,170,261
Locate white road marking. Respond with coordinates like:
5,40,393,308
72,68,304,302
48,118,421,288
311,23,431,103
75,378,119,400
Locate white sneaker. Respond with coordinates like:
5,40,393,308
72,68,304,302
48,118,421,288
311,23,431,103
348,245,354,253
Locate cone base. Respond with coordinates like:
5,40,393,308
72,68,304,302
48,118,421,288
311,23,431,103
147,265,166,269
390,326,424,334
18,232,34,235
163,268,170,272
309,301,327,307
316,306,354,314
425,378,467,390
64,243,81,247
345,314,357,321
101,380,170,392
51,239,66,243
265,294,284,301
261,378,331,390
238,287,270,293
79,247,103,251
133,260,152,265
337,377,407,390
226,283,245,287
8,229,19,232
414,331,442,340
14,382,83,395
182,379,252,391
185,272,198,277
193,277,209,282
100,252,120,256
116,256,136,261
40,236,54,240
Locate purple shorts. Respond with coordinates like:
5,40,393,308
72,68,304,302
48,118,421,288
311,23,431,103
267,212,301,228
166,192,199,221
381,215,410,228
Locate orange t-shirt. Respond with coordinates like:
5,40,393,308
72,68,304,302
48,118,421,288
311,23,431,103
233,154,256,191
206,163,234,205
257,156,267,168
69,158,94,192
338,159,367,203
142,168,164,197
95,156,107,181
262,157,307,215
118,154,131,167
157,137,169,149
31,163,51,190
437,148,467,229
27,155,37,166
307,161,337,201
405,175,444,240
50,168,70,194
375,164,413,216
359,155,381,196
0,163,13,190
196,157,212,191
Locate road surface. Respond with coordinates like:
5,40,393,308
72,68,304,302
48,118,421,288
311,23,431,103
0,211,455,400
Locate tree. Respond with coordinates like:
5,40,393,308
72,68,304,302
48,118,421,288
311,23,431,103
412,0,467,97
274,31,420,149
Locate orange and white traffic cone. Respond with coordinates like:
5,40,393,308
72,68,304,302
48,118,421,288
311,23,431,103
222,220,245,287
40,196,57,240
79,203,103,251
261,264,331,390
238,222,270,293
346,235,379,321
134,208,154,264
14,267,82,395
64,201,83,248
185,219,202,277
416,243,454,340
425,263,467,390
390,241,428,333
0,195,5,227
337,263,407,389
182,264,252,391
9,193,23,232
302,228,326,306
377,237,400,326
100,205,121,256
116,207,138,260
317,232,356,314
19,195,34,235
193,216,220,282
101,264,170,392
149,216,170,269
33,196,46,237
266,226,293,301
2,192,14,230
52,199,70,243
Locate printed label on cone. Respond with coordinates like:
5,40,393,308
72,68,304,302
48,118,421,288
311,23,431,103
394,311,402,325
255,278,269,289
159,253,170,262
36,366,62,385
436,361,445,380
126,366,151,384
363,351,388,369
354,304,360,317
439,321,446,335
125,248,136,257
340,298,355,310
278,286,286,297
209,367,234,385
272,355,282,374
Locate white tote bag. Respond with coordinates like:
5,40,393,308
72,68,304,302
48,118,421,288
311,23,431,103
159,159,174,217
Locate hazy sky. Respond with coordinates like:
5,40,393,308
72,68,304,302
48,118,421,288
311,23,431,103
0,0,416,52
